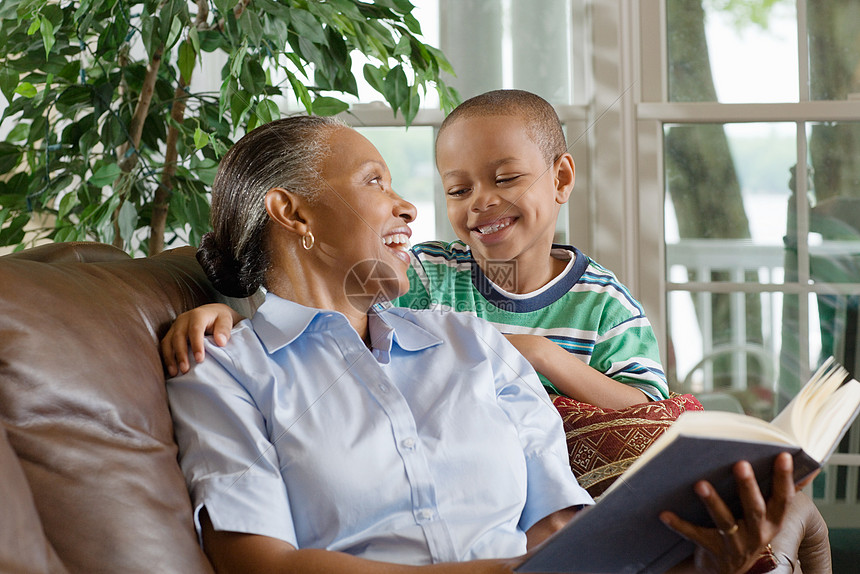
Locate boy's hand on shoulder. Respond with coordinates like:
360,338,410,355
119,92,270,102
161,303,243,376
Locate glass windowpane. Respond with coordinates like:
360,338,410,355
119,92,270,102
808,2,860,101
806,122,860,286
667,0,798,103
665,123,796,284
668,289,787,421
355,127,437,246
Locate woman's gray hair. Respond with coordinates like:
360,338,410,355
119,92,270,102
198,115,345,298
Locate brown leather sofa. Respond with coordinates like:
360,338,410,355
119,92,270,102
0,242,831,573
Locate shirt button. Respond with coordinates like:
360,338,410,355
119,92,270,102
401,437,416,449
417,508,433,520
378,383,389,393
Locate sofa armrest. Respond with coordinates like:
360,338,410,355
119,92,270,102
3,241,131,263
0,243,219,573
0,424,67,574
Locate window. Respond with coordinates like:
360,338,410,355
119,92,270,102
339,0,591,247
630,0,860,525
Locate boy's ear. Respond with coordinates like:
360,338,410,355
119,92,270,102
553,153,576,204
265,187,308,238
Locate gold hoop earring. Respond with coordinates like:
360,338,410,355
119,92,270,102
302,231,315,250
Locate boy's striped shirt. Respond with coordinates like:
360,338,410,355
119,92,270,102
391,240,668,400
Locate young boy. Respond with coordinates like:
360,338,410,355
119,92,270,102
162,90,667,409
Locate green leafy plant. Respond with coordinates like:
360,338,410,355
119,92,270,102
0,0,458,254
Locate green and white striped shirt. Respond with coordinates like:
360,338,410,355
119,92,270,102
391,240,668,400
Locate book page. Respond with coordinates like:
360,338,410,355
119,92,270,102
771,358,860,460
771,358,840,437
804,381,860,461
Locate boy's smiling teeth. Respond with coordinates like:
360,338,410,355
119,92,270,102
476,218,513,235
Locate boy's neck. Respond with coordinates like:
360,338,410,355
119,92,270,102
479,253,568,295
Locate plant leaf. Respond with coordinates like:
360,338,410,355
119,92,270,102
39,15,55,57
384,64,408,113
363,64,386,94
400,84,420,127
403,12,422,35
311,96,349,116
426,45,456,76
193,127,209,149
5,123,29,143
230,89,252,129
393,34,411,58
89,163,122,187
238,9,263,47
289,8,327,44
190,156,218,186
189,26,200,54
228,39,248,78
178,39,196,82
164,5,184,49
57,190,78,220
14,82,37,98
0,213,30,247
287,71,313,113
117,199,138,244
0,142,22,175
0,68,18,102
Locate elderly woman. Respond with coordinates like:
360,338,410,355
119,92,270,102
166,116,793,574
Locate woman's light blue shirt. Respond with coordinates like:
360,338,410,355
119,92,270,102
167,292,593,565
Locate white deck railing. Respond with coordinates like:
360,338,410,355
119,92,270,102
666,239,860,526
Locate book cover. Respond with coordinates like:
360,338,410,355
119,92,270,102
516,438,818,573
516,359,860,574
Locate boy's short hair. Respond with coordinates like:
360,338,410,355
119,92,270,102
438,89,567,166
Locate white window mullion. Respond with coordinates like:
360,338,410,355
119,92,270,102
795,121,811,381
797,0,810,103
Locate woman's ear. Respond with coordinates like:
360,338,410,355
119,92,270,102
265,187,308,239
553,153,576,205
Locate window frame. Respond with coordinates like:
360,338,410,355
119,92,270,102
621,0,860,511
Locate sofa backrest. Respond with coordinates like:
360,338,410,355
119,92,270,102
0,242,255,574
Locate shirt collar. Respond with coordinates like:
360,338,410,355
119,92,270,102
370,307,443,353
251,292,323,354
251,292,442,355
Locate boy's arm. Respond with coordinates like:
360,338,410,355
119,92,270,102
504,334,649,409
161,254,431,377
161,303,243,376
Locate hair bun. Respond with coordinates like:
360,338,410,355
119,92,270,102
196,232,253,298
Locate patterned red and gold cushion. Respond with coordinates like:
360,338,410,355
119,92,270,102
551,393,705,498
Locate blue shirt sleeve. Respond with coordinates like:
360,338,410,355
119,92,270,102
476,319,595,531
166,326,298,547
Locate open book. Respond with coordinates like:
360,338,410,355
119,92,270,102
516,357,860,574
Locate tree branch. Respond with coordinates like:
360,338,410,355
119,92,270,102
117,45,163,174
148,0,210,254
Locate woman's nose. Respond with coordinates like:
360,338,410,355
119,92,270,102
395,195,417,223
